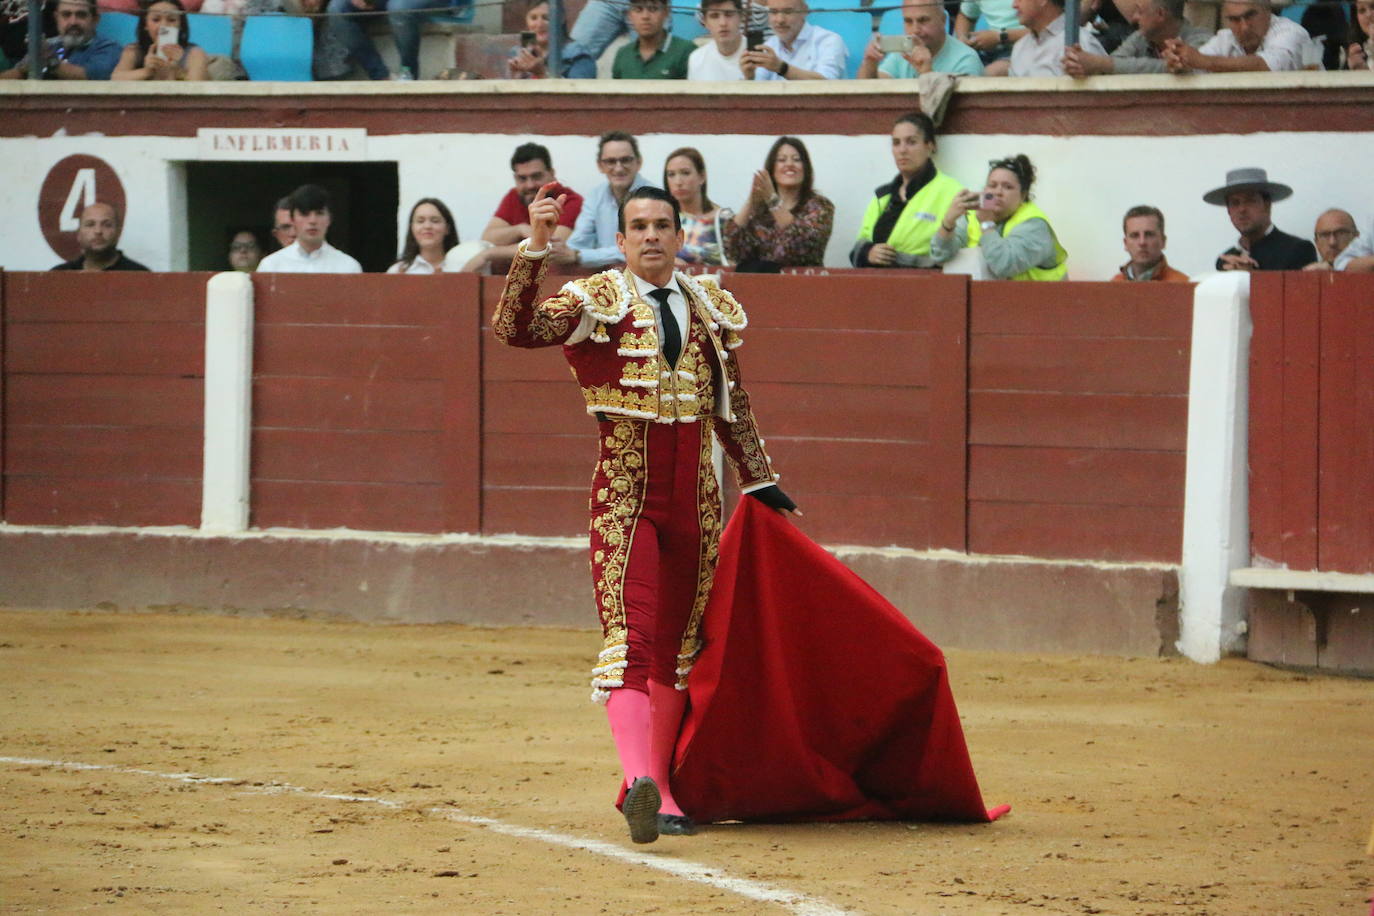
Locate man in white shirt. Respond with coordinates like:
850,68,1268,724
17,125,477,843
1162,0,1309,72
1008,0,1106,76
257,185,363,274
743,0,847,80
688,0,747,80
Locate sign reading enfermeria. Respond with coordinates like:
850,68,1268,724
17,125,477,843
197,128,368,161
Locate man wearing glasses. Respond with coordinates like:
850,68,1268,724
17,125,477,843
271,197,296,251
742,0,846,80
567,131,656,268
1303,210,1359,271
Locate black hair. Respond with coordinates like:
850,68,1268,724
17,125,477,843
134,0,190,68
511,142,553,172
598,130,642,162
700,0,743,10
893,111,937,146
289,183,331,216
987,154,1036,196
662,147,715,214
617,186,681,233
765,136,816,210
396,197,460,270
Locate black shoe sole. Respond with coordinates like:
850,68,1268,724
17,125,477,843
623,778,661,844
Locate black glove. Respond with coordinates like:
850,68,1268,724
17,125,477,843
746,485,797,513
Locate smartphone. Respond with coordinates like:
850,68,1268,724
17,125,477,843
746,29,764,50
519,30,536,48
877,34,913,54
980,191,996,208
154,24,178,59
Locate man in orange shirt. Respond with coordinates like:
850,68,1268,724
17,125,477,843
1112,205,1189,282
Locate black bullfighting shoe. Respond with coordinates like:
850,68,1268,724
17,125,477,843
622,777,661,844
657,813,697,836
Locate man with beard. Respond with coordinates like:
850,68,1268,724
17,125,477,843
0,0,121,80
1205,167,1316,272
51,202,150,271
480,143,584,270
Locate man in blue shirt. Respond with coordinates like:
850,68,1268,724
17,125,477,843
566,131,655,269
742,0,847,80
0,0,121,81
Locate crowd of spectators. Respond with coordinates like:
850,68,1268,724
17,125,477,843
52,125,1368,280
3,0,1369,80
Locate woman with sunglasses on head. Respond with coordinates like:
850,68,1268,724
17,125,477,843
723,135,834,271
931,153,1067,280
112,0,209,81
850,112,967,269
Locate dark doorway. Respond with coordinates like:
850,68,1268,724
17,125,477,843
185,161,399,273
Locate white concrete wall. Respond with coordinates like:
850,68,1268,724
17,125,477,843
3,127,1369,278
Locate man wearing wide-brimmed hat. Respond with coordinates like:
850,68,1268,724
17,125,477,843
1205,167,1317,272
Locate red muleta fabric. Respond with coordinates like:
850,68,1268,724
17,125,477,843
672,497,1008,824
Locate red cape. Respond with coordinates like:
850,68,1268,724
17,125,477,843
673,498,1007,823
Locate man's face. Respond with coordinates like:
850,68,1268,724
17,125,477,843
766,0,807,45
1013,0,1051,28
1221,0,1270,53
77,203,120,258
1225,189,1271,237
229,231,262,271
903,3,946,48
598,140,641,195
54,0,96,45
292,207,331,247
272,208,296,248
627,0,669,39
1123,214,1166,271
616,198,682,279
702,1,743,47
1313,211,1358,263
513,158,553,206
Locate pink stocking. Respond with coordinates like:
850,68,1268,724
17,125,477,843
604,687,652,785
648,679,689,816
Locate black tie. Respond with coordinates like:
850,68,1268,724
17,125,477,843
649,287,681,367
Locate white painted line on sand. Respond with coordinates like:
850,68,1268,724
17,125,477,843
1,755,857,916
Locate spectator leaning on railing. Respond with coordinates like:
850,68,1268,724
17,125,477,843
1204,167,1316,272
1331,212,1374,272
857,1,984,78
1062,0,1212,75
0,0,121,81
480,142,584,270
612,0,694,79
743,0,847,81
1008,0,1107,76
1303,209,1359,271
850,113,966,269
723,135,834,270
932,154,1068,280
955,0,1024,75
1163,0,1309,72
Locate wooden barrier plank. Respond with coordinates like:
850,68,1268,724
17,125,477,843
481,334,577,382
252,274,454,326
254,377,443,431
969,390,1188,450
736,328,929,387
482,487,588,538
737,382,929,444
483,381,598,435
764,439,930,497
252,480,444,533
6,323,205,376
969,501,1182,563
719,274,954,332
971,335,1189,395
1278,272,1321,570
1316,274,1374,573
483,433,595,490
970,280,1194,338
789,493,932,547
252,429,443,484
6,375,202,427
7,425,201,477
440,280,483,533
254,324,443,380
927,275,968,551
4,272,208,323
1247,272,1286,566
2,477,200,527
969,445,1184,507
1,269,7,522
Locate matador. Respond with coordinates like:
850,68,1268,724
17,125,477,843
493,184,797,845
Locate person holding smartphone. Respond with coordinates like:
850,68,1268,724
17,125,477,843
507,0,596,79
931,153,1068,280
857,1,984,78
112,0,209,80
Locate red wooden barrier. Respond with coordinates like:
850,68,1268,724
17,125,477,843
1250,272,1374,574
250,274,481,533
967,281,1193,563
0,272,206,527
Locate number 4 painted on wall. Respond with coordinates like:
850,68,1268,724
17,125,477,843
60,168,98,232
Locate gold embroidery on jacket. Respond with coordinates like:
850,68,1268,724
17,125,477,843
588,421,649,699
